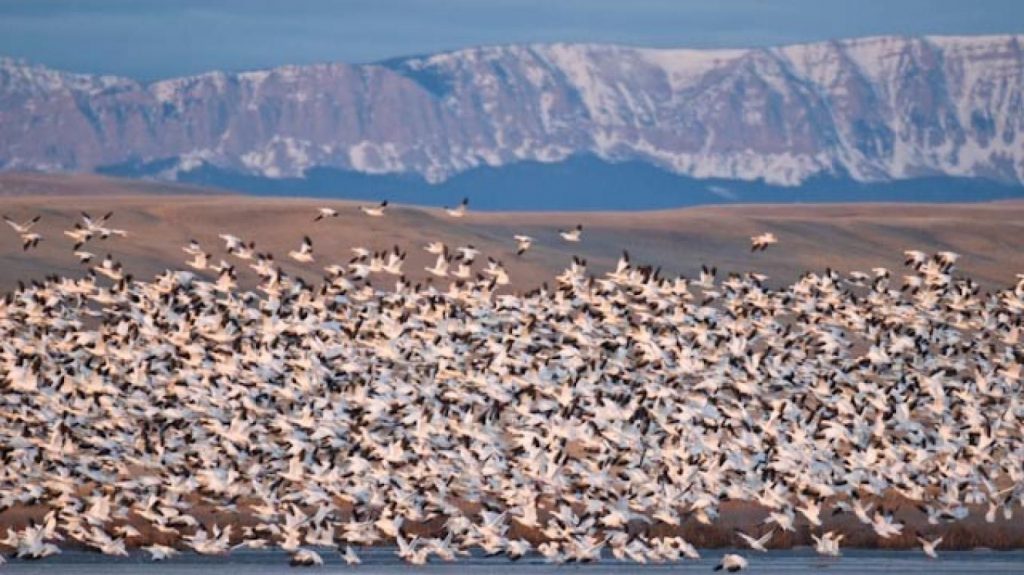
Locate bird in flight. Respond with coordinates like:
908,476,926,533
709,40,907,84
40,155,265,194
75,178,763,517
514,235,533,256
3,214,40,234
314,207,338,221
360,200,388,217
445,198,469,218
559,224,583,242
288,236,315,263
4,214,43,250
750,232,777,251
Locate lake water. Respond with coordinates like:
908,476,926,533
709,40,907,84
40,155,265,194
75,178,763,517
2,548,1023,574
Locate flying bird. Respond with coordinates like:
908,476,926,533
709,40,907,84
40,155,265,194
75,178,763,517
917,535,943,559
559,224,583,242
20,232,42,250
736,529,773,552
4,214,40,234
314,207,338,221
750,232,777,251
514,235,533,256
289,236,315,263
360,200,388,217
445,198,469,218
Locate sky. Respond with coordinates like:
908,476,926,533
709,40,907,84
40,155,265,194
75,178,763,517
0,0,1022,81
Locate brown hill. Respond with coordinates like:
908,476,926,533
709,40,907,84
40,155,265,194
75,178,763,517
0,175,1022,292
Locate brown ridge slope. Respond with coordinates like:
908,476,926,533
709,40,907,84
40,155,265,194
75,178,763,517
0,175,1022,292
0,172,232,197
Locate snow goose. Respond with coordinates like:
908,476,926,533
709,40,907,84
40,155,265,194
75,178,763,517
811,531,843,556
917,535,943,559
290,548,324,566
342,545,361,565
314,207,338,221
514,234,533,255
714,553,748,572
142,544,180,561
736,529,773,552
289,236,315,263
64,224,93,248
750,232,777,251
79,211,113,232
444,197,469,217
559,224,583,242
3,214,40,234
456,245,480,263
360,200,388,217
425,252,449,278
20,232,42,250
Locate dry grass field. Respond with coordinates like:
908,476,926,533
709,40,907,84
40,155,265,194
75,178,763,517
0,173,1022,293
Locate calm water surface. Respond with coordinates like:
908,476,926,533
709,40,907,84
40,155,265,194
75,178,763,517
3,548,1023,574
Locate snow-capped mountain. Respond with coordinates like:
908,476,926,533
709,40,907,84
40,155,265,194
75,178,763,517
1,35,1022,188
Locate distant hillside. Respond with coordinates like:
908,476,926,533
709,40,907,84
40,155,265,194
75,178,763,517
0,172,231,197
0,178,1023,292
2,35,1023,208
100,155,1024,211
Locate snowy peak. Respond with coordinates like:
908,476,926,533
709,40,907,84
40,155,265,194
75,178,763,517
1,35,1022,187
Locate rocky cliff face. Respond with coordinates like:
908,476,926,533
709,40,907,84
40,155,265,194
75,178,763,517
1,35,1022,187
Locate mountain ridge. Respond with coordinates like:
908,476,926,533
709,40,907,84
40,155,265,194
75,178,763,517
1,34,1023,195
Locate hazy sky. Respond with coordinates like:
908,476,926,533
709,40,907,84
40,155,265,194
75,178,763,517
1,0,1021,81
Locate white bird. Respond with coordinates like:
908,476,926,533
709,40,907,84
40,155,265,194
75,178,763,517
219,234,244,252
559,224,583,242
290,548,324,566
715,553,749,572
506,539,531,560
342,545,361,565
20,232,42,250
936,251,960,266
425,252,449,277
94,254,124,281
4,214,40,234
360,200,388,217
182,239,204,257
314,207,338,221
904,249,928,267
917,535,943,559
870,510,903,539
142,544,180,561
452,262,472,279
289,236,315,263
444,197,469,218
64,224,93,248
187,251,210,270
750,232,777,251
183,526,232,555
79,211,113,232
811,531,843,557
736,529,773,552
424,241,446,255
514,235,533,255
456,245,480,263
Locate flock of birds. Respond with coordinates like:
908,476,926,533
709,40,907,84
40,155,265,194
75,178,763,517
0,197,1022,571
